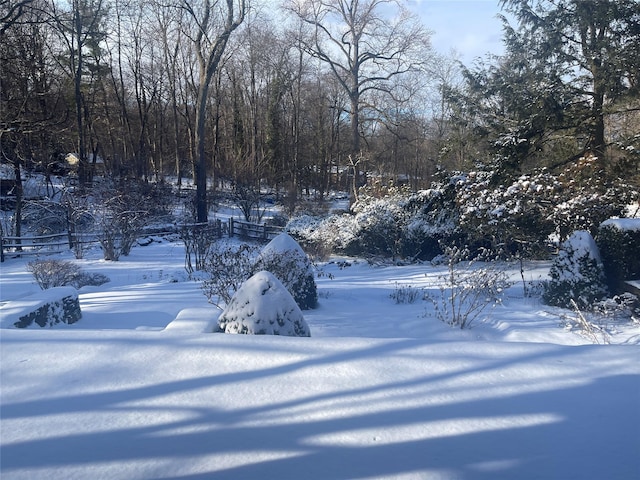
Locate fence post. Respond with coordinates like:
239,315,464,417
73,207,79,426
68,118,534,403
0,233,4,263
228,217,234,237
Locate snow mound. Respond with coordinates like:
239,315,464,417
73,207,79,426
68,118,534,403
259,231,307,258
0,286,82,328
217,271,311,337
601,218,640,232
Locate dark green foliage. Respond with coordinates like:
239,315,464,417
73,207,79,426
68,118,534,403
542,231,609,309
596,223,640,294
253,249,318,310
14,293,82,328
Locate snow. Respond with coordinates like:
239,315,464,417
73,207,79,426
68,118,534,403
259,232,307,258
601,217,640,231
1,240,639,479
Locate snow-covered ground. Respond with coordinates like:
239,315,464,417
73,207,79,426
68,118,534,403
1,239,639,479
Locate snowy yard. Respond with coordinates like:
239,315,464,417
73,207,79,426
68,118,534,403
1,239,639,479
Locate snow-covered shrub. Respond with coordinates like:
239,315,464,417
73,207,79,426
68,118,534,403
400,186,460,260
27,259,109,290
550,155,639,241
596,219,640,293
593,293,639,323
287,184,459,261
10,286,82,328
390,283,424,304
456,170,558,258
217,271,311,336
542,230,609,310
348,196,404,257
252,233,318,309
426,246,511,329
287,213,358,257
201,242,260,308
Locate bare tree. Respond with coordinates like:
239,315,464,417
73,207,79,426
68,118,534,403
0,0,34,36
50,0,108,187
287,0,430,159
179,0,247,223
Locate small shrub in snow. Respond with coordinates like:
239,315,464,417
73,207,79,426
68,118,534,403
426,246,511,329
201,242,260,308
217,271,311,336
180,223,218,273
27,259,109,290
252,233,318,309
92,184,151,261
390,283,424,304
542,230,609,310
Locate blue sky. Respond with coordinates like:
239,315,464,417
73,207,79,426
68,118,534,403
408,0,509,64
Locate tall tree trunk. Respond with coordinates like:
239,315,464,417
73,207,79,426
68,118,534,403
73,3,88,187
194,77,209,223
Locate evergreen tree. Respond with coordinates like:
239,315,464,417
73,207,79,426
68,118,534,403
454,0,640,181
499,0,640,168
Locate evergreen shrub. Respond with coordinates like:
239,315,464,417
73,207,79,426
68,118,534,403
253,233,318,309
542,230,609,309
596,220,640,293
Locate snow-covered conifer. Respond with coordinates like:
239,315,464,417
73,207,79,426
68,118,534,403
543,230,609,309
217,271,311,336
253,233,318,309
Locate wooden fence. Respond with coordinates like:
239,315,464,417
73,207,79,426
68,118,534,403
0,218,283,262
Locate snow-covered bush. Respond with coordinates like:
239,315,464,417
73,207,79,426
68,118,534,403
287,213,358,257
456,170,558,258
400,186,459,260
596,219,640,293
10,287,82,328
252,233,318,309
201,242,260,308
550,155,639,241
348,196,405,257
426,246,511,329
542,230,609,310
217,271,311,336
593,293,639,323
27,259,109,290
287,184,459,261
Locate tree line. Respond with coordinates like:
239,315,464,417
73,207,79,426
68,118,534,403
1,0,639,225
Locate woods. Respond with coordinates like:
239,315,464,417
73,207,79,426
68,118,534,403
1,0,639,228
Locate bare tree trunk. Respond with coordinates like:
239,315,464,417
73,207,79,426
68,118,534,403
182,0,246,223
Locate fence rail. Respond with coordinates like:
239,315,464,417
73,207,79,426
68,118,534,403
228,218,283,241
0,218,283,262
